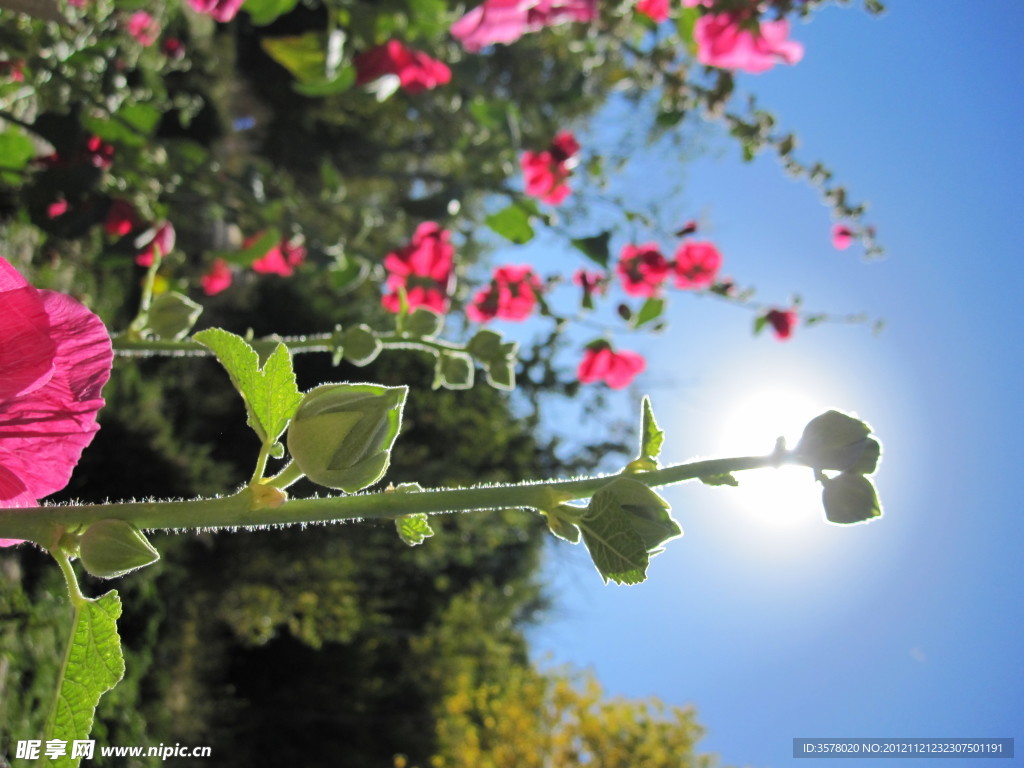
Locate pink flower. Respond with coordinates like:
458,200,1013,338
521,131,580,205
47,199,69,219
577,342,646,389
467,265,542,322
636,0,670,22
382,222,455,313
162,37,186,60
0,256,113,542
452,0,597,53
103,199,139,237
187,0,245,22
831,223,854,250
201,259,233,296
673,241,721,288
355,40,451,94
617,243,670,297
85,135,115,169
693,13,803,73
250,236,306,277
127,11,161,47
136,221,176,267
764,308,797,340
572,269,606,301
0,59,25,82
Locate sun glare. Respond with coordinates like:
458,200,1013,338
716,388,826,529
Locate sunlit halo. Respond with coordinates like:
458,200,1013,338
716,388,826,528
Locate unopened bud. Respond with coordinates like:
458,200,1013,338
79,519,160,579
286,383,408,492
821,473,882,525
795,410,880,474
405,307,444,338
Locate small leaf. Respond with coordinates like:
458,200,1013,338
485,204,535,244
632,297,665,329
600,476,680,554
45,592,124,767
543,509,581,544
395,513,434,546
0,129,36,176
570,231,612,269
638,396,664,463
243,0,300,25
578,489,649,585
147,291,203,340
81,104,161,148
700,473,739,487
193,328,303,445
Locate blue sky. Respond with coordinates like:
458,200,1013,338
525,2,1024,766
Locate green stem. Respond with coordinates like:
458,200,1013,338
42,551,86,741
0,453,787,545
265,460,305,490
111,332,465,358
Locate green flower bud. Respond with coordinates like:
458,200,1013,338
405,307,444,338
79,519,161,579
821,472,882,525
341,324,382,366
795,410,881,474
287,383,408,492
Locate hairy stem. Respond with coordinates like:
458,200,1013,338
0,453,788,545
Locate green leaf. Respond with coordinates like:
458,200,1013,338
395,513,434,546
45,592,124,767
600,476,680,554
0,128,36,177
543,508,581,544
193,328,303,446
578,488,649,585
261,32,353,96
485,204,535,244
81,104,161,148
632,297,665,329
700,473,739,487
676,6,700,57
147,291,203,341
638,395,664,464
243,0,300,25
570,231,612,269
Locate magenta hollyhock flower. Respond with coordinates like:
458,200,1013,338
250,236,306,277
521,131,580,205
0,59,25,82
617,243,670,297
693,12,803,73
636,0,670,22
572,269,606,299
832,223,854,250
765,307,797,340
0,257,113,542
135,221,176,267
103,199,140,238
577,342,646,389
188,0,245,22
46,199,69,219
673,240,721,289
382,222,455,314
452,0,597,53
355,40,451,94
162,37,186,60
467,265,542,322
84,135,115,169
127,11,161,47
201,258,233,296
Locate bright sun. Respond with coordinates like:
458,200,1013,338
716,388,826,528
